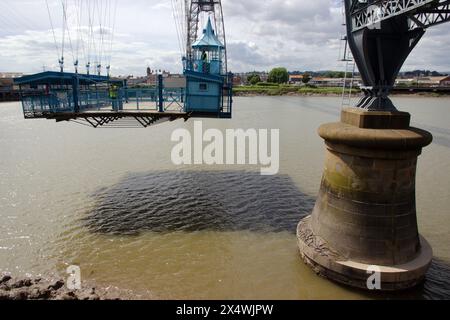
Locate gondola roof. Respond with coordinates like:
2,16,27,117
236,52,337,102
14,71,124,86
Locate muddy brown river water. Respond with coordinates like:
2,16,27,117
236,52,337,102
1,96,450,299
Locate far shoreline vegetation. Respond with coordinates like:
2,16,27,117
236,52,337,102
1,67,449,103
232,84,450,97
232,67,450,97
234,68,353,97
234,84,354,96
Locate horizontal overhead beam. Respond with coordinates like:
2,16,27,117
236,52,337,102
350,0,436,31
409,1,450,29
14,71,123,86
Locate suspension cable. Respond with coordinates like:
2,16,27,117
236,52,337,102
106,0,118,72
62,0,76,70
171,0,185,57
78,0,88,67
74,0,83,70
87,0,96,73
45,0,60,64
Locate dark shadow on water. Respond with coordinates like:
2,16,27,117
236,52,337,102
82,170,450,300
83,170,315,235
422,259,450,299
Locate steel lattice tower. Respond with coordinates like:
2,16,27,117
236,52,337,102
185,0,227,74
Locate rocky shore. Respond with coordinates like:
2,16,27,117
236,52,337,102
0,274,133,300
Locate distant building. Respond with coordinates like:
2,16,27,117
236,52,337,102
0,77,14,89
395,78,415,87
310,77,344,87
289,74,304,84
396,75,450,87
127,76,148,87
418,76,450,87
0,72,23,79
115,68,186,88
232,74,244,86
0,73,23,101
147,74,157,86
164,74,186,88
441,76,450,86
309,77,361,88
145,68,172,86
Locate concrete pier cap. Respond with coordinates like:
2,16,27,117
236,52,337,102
297,107,433,291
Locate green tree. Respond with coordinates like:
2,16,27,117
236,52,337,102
247,74,261,85
324,71,345,78
268,67,289,84
302,73,312,85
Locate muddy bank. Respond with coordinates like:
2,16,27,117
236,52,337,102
0,274,147,300
233,91,450,98
234,92,342,97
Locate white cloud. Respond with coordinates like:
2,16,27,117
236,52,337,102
0,0,448,75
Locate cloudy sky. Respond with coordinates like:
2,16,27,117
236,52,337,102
0,0,449,76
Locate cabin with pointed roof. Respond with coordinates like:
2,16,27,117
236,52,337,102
191,17,224,75
183,17,231,118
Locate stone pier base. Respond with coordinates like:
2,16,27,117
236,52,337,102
297,108,433,291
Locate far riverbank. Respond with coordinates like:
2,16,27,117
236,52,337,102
233,85,450,97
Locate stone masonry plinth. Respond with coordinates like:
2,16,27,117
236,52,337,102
297,107,433,290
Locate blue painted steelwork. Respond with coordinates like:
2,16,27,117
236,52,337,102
158,74,164,113
14,71,119,86
117,86,184,112
121,88,158,110
191,18,224,74
15,71,125,118
15,16,233,126
14,71,190,122
183,17,233,118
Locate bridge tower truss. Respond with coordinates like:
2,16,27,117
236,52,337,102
344,0,450,110
185,0,227,74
